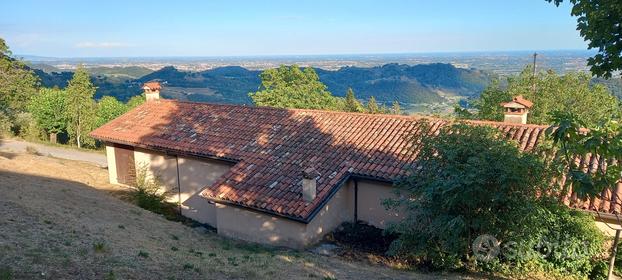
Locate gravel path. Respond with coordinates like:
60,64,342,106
0,138,107,167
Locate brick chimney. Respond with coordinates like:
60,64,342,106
501,95,533,124
302,167,318,202
142,82,161,101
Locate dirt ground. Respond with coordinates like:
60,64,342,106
0,151,480,280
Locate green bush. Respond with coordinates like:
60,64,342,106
131,164,172,214
0,111,11,138
528,200,604,277
385,122,605,278
13,112,41,140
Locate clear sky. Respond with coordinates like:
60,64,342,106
1,0,586,57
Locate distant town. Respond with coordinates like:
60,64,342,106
22,49,595,76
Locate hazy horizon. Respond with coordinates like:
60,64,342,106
3,1,586,57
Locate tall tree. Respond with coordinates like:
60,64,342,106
0,37,39,115
473,79,512,121
547,0,622,77
126,94,145,109
96,96,127,127
366,96,380,114
473,66,620,126
66,66,96,148
344,87,364,112
509,66,619,126
249,65,341,110
28,88,67,143
391,101,402,115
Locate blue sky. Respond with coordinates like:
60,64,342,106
1,0,585,57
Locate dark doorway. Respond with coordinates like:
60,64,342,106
114,144,136,185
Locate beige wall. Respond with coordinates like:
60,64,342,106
305,182,354,244
105,145,118,184
356,179,402,229
133,148,179,193
178,156,231,227
216,203,308,249
215,184,355,249
123,147,231,227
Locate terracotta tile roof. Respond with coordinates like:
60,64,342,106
501,95,534,108
143,82,161,91
89,100,619,221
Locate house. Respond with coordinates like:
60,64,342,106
90,83,622,248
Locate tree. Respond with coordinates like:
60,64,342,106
66,66,96,148
509,66,619,126
391,101,401,115
547,0,622,78
0,37,39,115
96,96,127,128
249,65,341,110
366,96,380,114
546,112,622,278
385,122,604,276
473,79,512,121
28,88,67,143
344,88,364,112
473,66,620,126
126,94,145,109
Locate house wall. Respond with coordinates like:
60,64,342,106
355,179,402,229
216,184,354,249
305,181,354,244
178,157,231,227
117,147,231,227
215,203,308,249
105,145,118,184
133,148,179,193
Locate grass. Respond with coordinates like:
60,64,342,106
138,251,149,258
93,241,107,253
0,267,13,280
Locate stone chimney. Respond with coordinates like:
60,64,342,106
501,95,533,124
142,82,161,101
302,167,318,202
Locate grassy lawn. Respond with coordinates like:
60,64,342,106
0,152,478,280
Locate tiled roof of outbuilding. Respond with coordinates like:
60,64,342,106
89,100,620,221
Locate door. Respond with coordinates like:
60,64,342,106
114,144,136,185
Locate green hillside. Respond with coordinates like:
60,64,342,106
34,63,494,105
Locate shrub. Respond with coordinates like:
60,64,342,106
0,111,11,138
386,122,605,277
13,112,40,140
131,164,172,213
510,199,605,277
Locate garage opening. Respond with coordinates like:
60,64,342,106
114,144,136,185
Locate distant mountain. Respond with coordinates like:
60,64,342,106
33,63,494,105
27,63,62,73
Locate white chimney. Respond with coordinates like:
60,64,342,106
302,167,318,202
142,82,161,101
501,95,533,124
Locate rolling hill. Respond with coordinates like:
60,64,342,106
34,63,494,105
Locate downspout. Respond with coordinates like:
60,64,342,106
175,156,182,214
354,179,358,223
